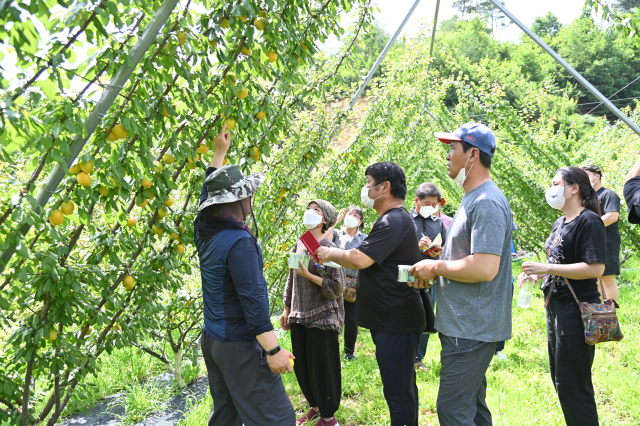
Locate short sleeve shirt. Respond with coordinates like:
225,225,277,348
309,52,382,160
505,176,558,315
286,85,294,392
332,229,367,278
437,181,513,342
356,207,425,334
623,177,640,224
542,209,607,303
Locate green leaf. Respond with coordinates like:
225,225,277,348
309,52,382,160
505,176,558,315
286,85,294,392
38,78,58,100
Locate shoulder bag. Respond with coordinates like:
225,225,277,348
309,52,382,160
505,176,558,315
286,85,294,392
545,276,623,345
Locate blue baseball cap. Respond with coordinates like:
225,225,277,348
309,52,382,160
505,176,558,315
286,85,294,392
435,122,496,158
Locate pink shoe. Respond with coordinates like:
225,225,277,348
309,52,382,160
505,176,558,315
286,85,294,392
297,408,319,425
314,417,339,426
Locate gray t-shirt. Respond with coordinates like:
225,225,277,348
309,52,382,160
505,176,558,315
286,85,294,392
437,181,513,342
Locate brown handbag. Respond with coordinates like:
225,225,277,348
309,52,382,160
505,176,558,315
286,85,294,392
545,276,623,345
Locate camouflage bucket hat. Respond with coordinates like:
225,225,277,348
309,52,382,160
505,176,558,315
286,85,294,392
198,164,266,211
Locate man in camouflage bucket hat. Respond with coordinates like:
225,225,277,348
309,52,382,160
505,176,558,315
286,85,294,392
194,125,296,426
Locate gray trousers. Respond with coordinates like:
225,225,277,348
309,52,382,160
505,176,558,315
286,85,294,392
202,331,296,426
437,334,497,426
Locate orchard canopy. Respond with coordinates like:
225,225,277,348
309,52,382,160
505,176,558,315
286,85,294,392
2,0,640,424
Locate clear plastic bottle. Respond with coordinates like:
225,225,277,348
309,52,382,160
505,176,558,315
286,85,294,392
517,273,534,308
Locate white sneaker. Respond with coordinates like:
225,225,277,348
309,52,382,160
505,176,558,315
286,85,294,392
495,351,507,361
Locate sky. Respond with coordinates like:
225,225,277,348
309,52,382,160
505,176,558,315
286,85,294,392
321,0,590,52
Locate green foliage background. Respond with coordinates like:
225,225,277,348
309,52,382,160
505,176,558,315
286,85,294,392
2,1,640,425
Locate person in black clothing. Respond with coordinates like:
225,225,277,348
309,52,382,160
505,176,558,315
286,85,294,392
583,165,621,302
409,183,446,371
624,154,640,224
522,167,606,426
316,162,426,426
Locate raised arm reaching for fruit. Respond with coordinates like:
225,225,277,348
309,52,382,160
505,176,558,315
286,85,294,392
209,125,231,168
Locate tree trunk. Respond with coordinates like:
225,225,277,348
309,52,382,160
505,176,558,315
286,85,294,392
173,349,186,389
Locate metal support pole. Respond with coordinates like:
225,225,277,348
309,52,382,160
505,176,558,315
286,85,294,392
347,0,422,109
0,0,181,273
487,0,640,138
426,0,441,75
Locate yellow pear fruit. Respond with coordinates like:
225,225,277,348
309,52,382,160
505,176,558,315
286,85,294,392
99,186,110,196
179,224,185,233
352,158,357,163
177,31,186,45
107,131,118,141
290,358,294,367
306,153,310,159
171,232,182,241
162,153,176,164
187,162,196,170
197,144,209,154
266,51,277,63
136,199,148,208
77,172,92,187
49,210,64,226
142,178,153,188
177,244,185,254
223,157,230,165
301,41,309,50
224,74,237,85
161,106,171,117
123,276,135,291
69,163,82,174
220,18,230,29
60,201,75,215
80,160,94,173
113,124,128,139
144,189,155,199
240,45,252,55
224,117,236,130
152,224,163,235
254,17,266,30
45,329,57,341
154,162,164,173
237,86,249,99
163,197,174,207
239,15,248,22
157,208,168,219
259,10,267,17
256,111,266,120
209,40,218,47
127,218,137,227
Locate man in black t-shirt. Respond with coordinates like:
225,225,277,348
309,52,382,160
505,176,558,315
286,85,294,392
624,154,640,224
317,162,426,426
583,165,621,302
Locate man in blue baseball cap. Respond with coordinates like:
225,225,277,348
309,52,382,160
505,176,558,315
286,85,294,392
409,122,513,426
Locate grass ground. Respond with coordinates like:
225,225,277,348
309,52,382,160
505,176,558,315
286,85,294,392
19,261,638,425
177,263,640,426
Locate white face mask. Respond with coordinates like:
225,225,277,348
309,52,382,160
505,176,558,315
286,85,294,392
361,182,384,209
545,185,573,210
589,177,598,187
344,214,359,228
419,205,438,218
452,152,475,188
303,209,323,229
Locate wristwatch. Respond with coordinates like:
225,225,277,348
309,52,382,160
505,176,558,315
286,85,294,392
266,345,281,356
